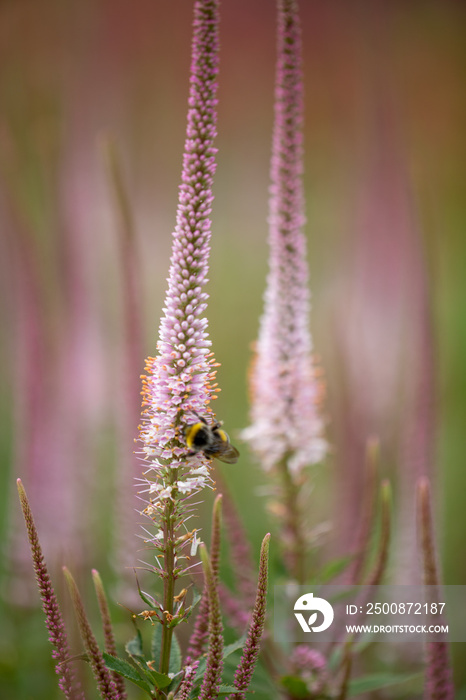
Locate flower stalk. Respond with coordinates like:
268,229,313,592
243,0,326,581
366,479,391,586
229,533,271,700
136,0,220,681
187,494,223,661
278,454,307,583
16,479,83,700
349,438,379,584
64,567,119,700
92,569,127,699
417,477,454,700
198,544,224,700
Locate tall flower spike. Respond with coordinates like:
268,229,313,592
136,0,220,679
138,0,220,484
243,0,326,475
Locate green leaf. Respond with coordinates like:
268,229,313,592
280,675,310,699
150,625,182,675
146,668,172,690
348,672,423,697
138,590,158,608
58,652,89,665
135,574,158,609
312,555,353,584
168,633,182,674
189,685,240,700
191,589,202,609
194,657,206,683
195,635,247,681
126,630,144,657
151,624,162,665
130,655,171,689
102,653,152,695
217,686,240,695
125,632,172,690
223,635,247,658
182,589,203,623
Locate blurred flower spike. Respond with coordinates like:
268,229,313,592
138,0,220,507
243,0,326,475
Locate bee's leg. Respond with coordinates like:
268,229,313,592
188,409,208,425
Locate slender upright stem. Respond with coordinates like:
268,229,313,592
160,484,177,676
279,457,306,584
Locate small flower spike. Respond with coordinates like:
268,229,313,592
186,494,223,661
176,660,200,700
198,544,224,700
417,478,454,700
16,479,83,700
92,569,127,699
64,568,119,700
228,533,271,700
243,0,326,476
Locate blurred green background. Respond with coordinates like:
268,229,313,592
0,0,465,697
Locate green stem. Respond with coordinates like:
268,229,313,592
159,471,178,681
279,457,306,584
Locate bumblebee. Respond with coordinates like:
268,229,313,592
185,413,239,464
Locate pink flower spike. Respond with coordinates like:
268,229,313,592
243,0,326,475
186,494,223,661
64,567,119,700
417,478,455,700
16,479,84,700
198,544,224,700
92,570,127,699
136,0,221,679
138,0,220,486
228,533,271,700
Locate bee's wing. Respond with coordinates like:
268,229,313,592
215,443,240,464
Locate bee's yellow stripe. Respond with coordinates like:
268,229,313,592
185,423,204,448
216,429,228,443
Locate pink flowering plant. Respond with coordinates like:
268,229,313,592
242,0,327,587
14,0,457,699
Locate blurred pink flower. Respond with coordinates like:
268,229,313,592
243,0,326,475
290,645,328,696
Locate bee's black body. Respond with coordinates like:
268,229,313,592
185,413,239,464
